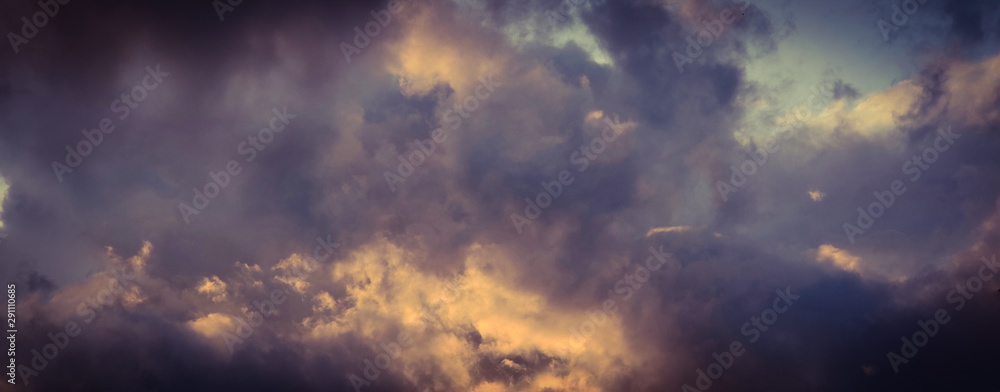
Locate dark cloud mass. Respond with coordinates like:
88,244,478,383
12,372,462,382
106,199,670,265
0,0,999,391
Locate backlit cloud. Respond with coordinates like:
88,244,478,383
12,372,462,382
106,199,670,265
2,0,999,391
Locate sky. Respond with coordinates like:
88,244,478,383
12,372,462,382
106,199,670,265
0,0,999,391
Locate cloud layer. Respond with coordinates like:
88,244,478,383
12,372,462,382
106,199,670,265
1,0,999,391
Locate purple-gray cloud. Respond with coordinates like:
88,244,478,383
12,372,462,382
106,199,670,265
1,0,999,391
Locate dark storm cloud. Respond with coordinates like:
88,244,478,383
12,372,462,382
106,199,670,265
13,312,410,392
869,0,1000,51
0,1,407,389
0,0,434,284
1,0,1000,391
940,0,996,46
831,79,861,100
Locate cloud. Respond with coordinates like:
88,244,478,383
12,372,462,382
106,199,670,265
196,276,229,302
816,244,861,273
2,0,1000,391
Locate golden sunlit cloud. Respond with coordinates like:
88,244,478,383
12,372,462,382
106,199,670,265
385,3,507,97
786,53,1000,147
0,174,7,228
188,313,238,338
298,238,643,391
197,276,228,302
272,253,318,295
816,244,860,272
646,225,700,236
